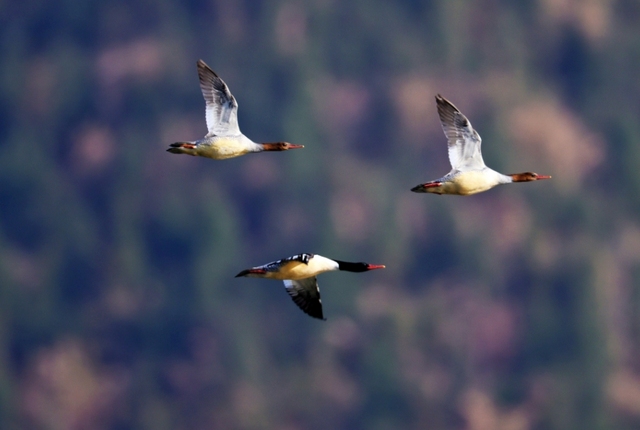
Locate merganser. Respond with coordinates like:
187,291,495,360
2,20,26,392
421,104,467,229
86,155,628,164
235,253,385,320
167,59,304,159
411,95,551,195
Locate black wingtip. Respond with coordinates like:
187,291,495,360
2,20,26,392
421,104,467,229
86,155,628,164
435,94,449,106
197,59,220,79
435,95,461,113
302,307,325,320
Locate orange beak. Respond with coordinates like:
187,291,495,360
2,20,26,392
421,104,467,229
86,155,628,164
537,175,552,180
366,264,386,270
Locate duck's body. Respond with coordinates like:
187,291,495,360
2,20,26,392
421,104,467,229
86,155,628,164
235,253,385,320
239,254,340,281
427,168,512,196
167,59,303,159
411,95,550,195
170,135,262,160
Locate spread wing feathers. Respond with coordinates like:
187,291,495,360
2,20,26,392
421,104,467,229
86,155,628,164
435,95,485,171
197,60,240,137
284,278,325,320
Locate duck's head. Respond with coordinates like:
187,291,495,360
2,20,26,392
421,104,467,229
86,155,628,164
262,142,305,151
509,172,552,182
335,261,386,273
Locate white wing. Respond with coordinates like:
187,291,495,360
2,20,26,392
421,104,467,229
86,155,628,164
197,60,241,137
283,278,325,320
435,95,485,171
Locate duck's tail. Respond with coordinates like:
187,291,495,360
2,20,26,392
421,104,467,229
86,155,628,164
167,142,198,156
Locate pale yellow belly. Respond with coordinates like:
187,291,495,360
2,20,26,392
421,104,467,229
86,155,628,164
447,171,499,195
197,137,251,160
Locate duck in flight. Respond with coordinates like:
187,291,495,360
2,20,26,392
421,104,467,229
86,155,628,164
411,95,551,195
167,59,304,159
235,253,385,320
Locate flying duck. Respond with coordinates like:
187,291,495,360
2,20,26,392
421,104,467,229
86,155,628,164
411,95,551,195
167,59,304,159
235,253,385,320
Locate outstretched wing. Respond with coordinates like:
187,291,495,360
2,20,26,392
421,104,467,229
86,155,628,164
435,94,485,171
197,59,240,137
283,277,325,320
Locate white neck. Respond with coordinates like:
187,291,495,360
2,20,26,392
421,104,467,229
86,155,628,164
243,136,263,153
500,173,514,184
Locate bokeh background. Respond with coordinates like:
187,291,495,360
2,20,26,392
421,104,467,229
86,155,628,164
2,0,640,428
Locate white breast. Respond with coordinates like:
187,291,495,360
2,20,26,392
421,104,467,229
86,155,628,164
306,255,339,274
449,169,507,195
197,136,258,160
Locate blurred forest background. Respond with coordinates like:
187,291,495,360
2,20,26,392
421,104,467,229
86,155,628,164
1,0,640,429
